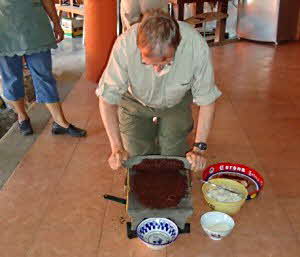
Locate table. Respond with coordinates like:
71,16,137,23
169,0,229,43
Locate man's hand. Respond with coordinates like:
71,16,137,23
53,23,64,43
108,148,129,170
186,148,207,172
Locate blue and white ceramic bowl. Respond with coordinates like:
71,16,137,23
136,218,179,250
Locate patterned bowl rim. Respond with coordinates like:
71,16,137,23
136,218,179,246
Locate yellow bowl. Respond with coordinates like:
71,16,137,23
202,178,248,215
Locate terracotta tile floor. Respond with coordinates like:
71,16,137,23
1,40,300,257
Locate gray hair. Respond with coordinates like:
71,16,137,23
137,9,181,57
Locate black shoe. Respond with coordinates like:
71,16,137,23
19,119,33,136
52,122,87,137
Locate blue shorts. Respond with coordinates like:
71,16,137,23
0,50,60,103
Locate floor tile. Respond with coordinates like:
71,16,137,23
268,169,300,198
279,198,300,241
231,235,284,257
27,190,107,257
96,171,136,257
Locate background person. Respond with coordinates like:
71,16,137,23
0,0,86,137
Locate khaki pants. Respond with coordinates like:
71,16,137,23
120,0,169,30
119,91,194,157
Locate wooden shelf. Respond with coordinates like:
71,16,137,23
55,0,85,18
55,4,84,16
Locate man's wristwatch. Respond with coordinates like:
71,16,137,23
193,142,208,151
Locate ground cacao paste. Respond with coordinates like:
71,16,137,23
132,159,188,209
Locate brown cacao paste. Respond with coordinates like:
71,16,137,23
132,159,188,208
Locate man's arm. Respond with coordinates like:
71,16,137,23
96,35,129,170
187,31,221,172
41,0,60,26
193,102,215,147
99,97,123,151
99,97,128,170
41,0,64,43
186,102,215,172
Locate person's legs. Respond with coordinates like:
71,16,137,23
158,91,194,156
120,0,169,32
9,99,28,121
0,55,33,135
139,0,169,13
0,55,28,121
45,102,68,128
24,50,69,127
120,0,141,31
25,50,86,137
119,93,158,156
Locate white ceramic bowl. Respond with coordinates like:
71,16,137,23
136,218,179,250
200,211,235,240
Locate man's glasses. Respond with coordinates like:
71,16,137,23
141,60,174,70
